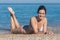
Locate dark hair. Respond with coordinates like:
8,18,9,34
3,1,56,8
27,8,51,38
37,5,46,14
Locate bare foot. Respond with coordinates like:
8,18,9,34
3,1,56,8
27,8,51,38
8,7,15,15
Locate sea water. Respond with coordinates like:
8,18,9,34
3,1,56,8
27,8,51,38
0,3,60,30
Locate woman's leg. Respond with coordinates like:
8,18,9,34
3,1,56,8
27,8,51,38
10,15,16,33
8,7,26,33
12,14,26,33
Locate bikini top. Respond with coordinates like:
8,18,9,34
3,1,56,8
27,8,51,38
39,26,43,32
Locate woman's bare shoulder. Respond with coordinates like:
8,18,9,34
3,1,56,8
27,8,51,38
30,16,37,23
30,16,36,20
44,17,47,23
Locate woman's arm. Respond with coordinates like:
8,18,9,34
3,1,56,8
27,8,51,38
43,18,47,34
30,17,38,34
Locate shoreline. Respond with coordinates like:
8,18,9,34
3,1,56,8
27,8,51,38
0,27,60,34
0,27,59,40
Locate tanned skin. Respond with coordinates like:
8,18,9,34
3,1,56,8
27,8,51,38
8,7,53,34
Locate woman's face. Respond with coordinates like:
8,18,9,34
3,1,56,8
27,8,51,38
38,9,46,20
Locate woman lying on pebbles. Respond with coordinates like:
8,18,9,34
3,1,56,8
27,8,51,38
8,5,53,34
